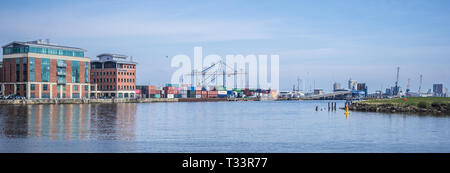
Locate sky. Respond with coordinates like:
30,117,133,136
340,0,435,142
1,0,449,92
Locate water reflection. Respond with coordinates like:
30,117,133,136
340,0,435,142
0,104,137,141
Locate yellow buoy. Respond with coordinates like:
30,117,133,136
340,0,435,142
345,104,350,118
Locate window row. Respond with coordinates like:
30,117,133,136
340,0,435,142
91,71,135,76
96,85,135,91
92,78,135,83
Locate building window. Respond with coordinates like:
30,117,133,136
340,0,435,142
41,58,50,82
74,85,78,91
30,57,35,82
23,58,27,82
85,62,89,83
16,58,20,82
72,61,80,83
43,84,48,91
31,84,35,90
85,85,89,91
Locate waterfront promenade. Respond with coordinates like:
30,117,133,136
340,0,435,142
0,97,261,105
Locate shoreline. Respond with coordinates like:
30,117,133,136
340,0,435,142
0,97,261,105
347,97,450,115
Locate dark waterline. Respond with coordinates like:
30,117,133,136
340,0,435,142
0,101,449,153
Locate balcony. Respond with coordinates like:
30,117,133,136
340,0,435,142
57,63,67,67
57,80,66,84
57,71,66,75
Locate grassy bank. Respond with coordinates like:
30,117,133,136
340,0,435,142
363,97,450,108
349,97,450,114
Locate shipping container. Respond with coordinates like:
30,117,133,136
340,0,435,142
208,91,218,95
218,94,227,98
196,95,202,98
218,91,227,95
167,94,174,98
150,94,161,98
216,86,226,91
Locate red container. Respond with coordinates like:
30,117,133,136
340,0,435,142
201,91,207,95
201,94,208,98
163,86,175,91
208,91,218,95
196,91,202,95
150,90,161,94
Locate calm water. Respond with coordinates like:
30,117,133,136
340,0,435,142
0,100,449,153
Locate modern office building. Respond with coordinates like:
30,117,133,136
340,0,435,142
90,53,137,98
1,40,90,98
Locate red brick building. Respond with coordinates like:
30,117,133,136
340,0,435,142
90,53,137,98
0,40,91,98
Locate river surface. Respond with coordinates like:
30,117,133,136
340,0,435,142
0,100,449,153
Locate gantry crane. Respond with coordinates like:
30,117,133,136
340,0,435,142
185,60,247,89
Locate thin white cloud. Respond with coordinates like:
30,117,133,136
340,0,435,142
0,12,274,42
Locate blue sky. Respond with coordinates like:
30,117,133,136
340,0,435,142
1,0,449,92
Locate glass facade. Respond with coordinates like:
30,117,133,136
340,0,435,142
23,58,27,81
84,62,89,83
3,45,84,57
72,61,80,83
30,57,35,82
57,60,66,84
16,58,20,81
41,58,50,82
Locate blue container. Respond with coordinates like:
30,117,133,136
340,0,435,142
218,94,227,98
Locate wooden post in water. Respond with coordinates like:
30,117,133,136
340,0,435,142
328,102,330,111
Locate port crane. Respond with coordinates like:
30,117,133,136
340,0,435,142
393,66,400,96
185,60,247,89
418,74,422,94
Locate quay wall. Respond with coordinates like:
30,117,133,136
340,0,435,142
0,98,178,105
0,97,261,105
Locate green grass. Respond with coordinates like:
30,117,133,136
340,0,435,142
363,97,450,107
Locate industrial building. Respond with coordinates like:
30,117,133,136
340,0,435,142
433,84,446,97
0,40,91,98
348,79,357,91
333,82,342,92
90,53,137,98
